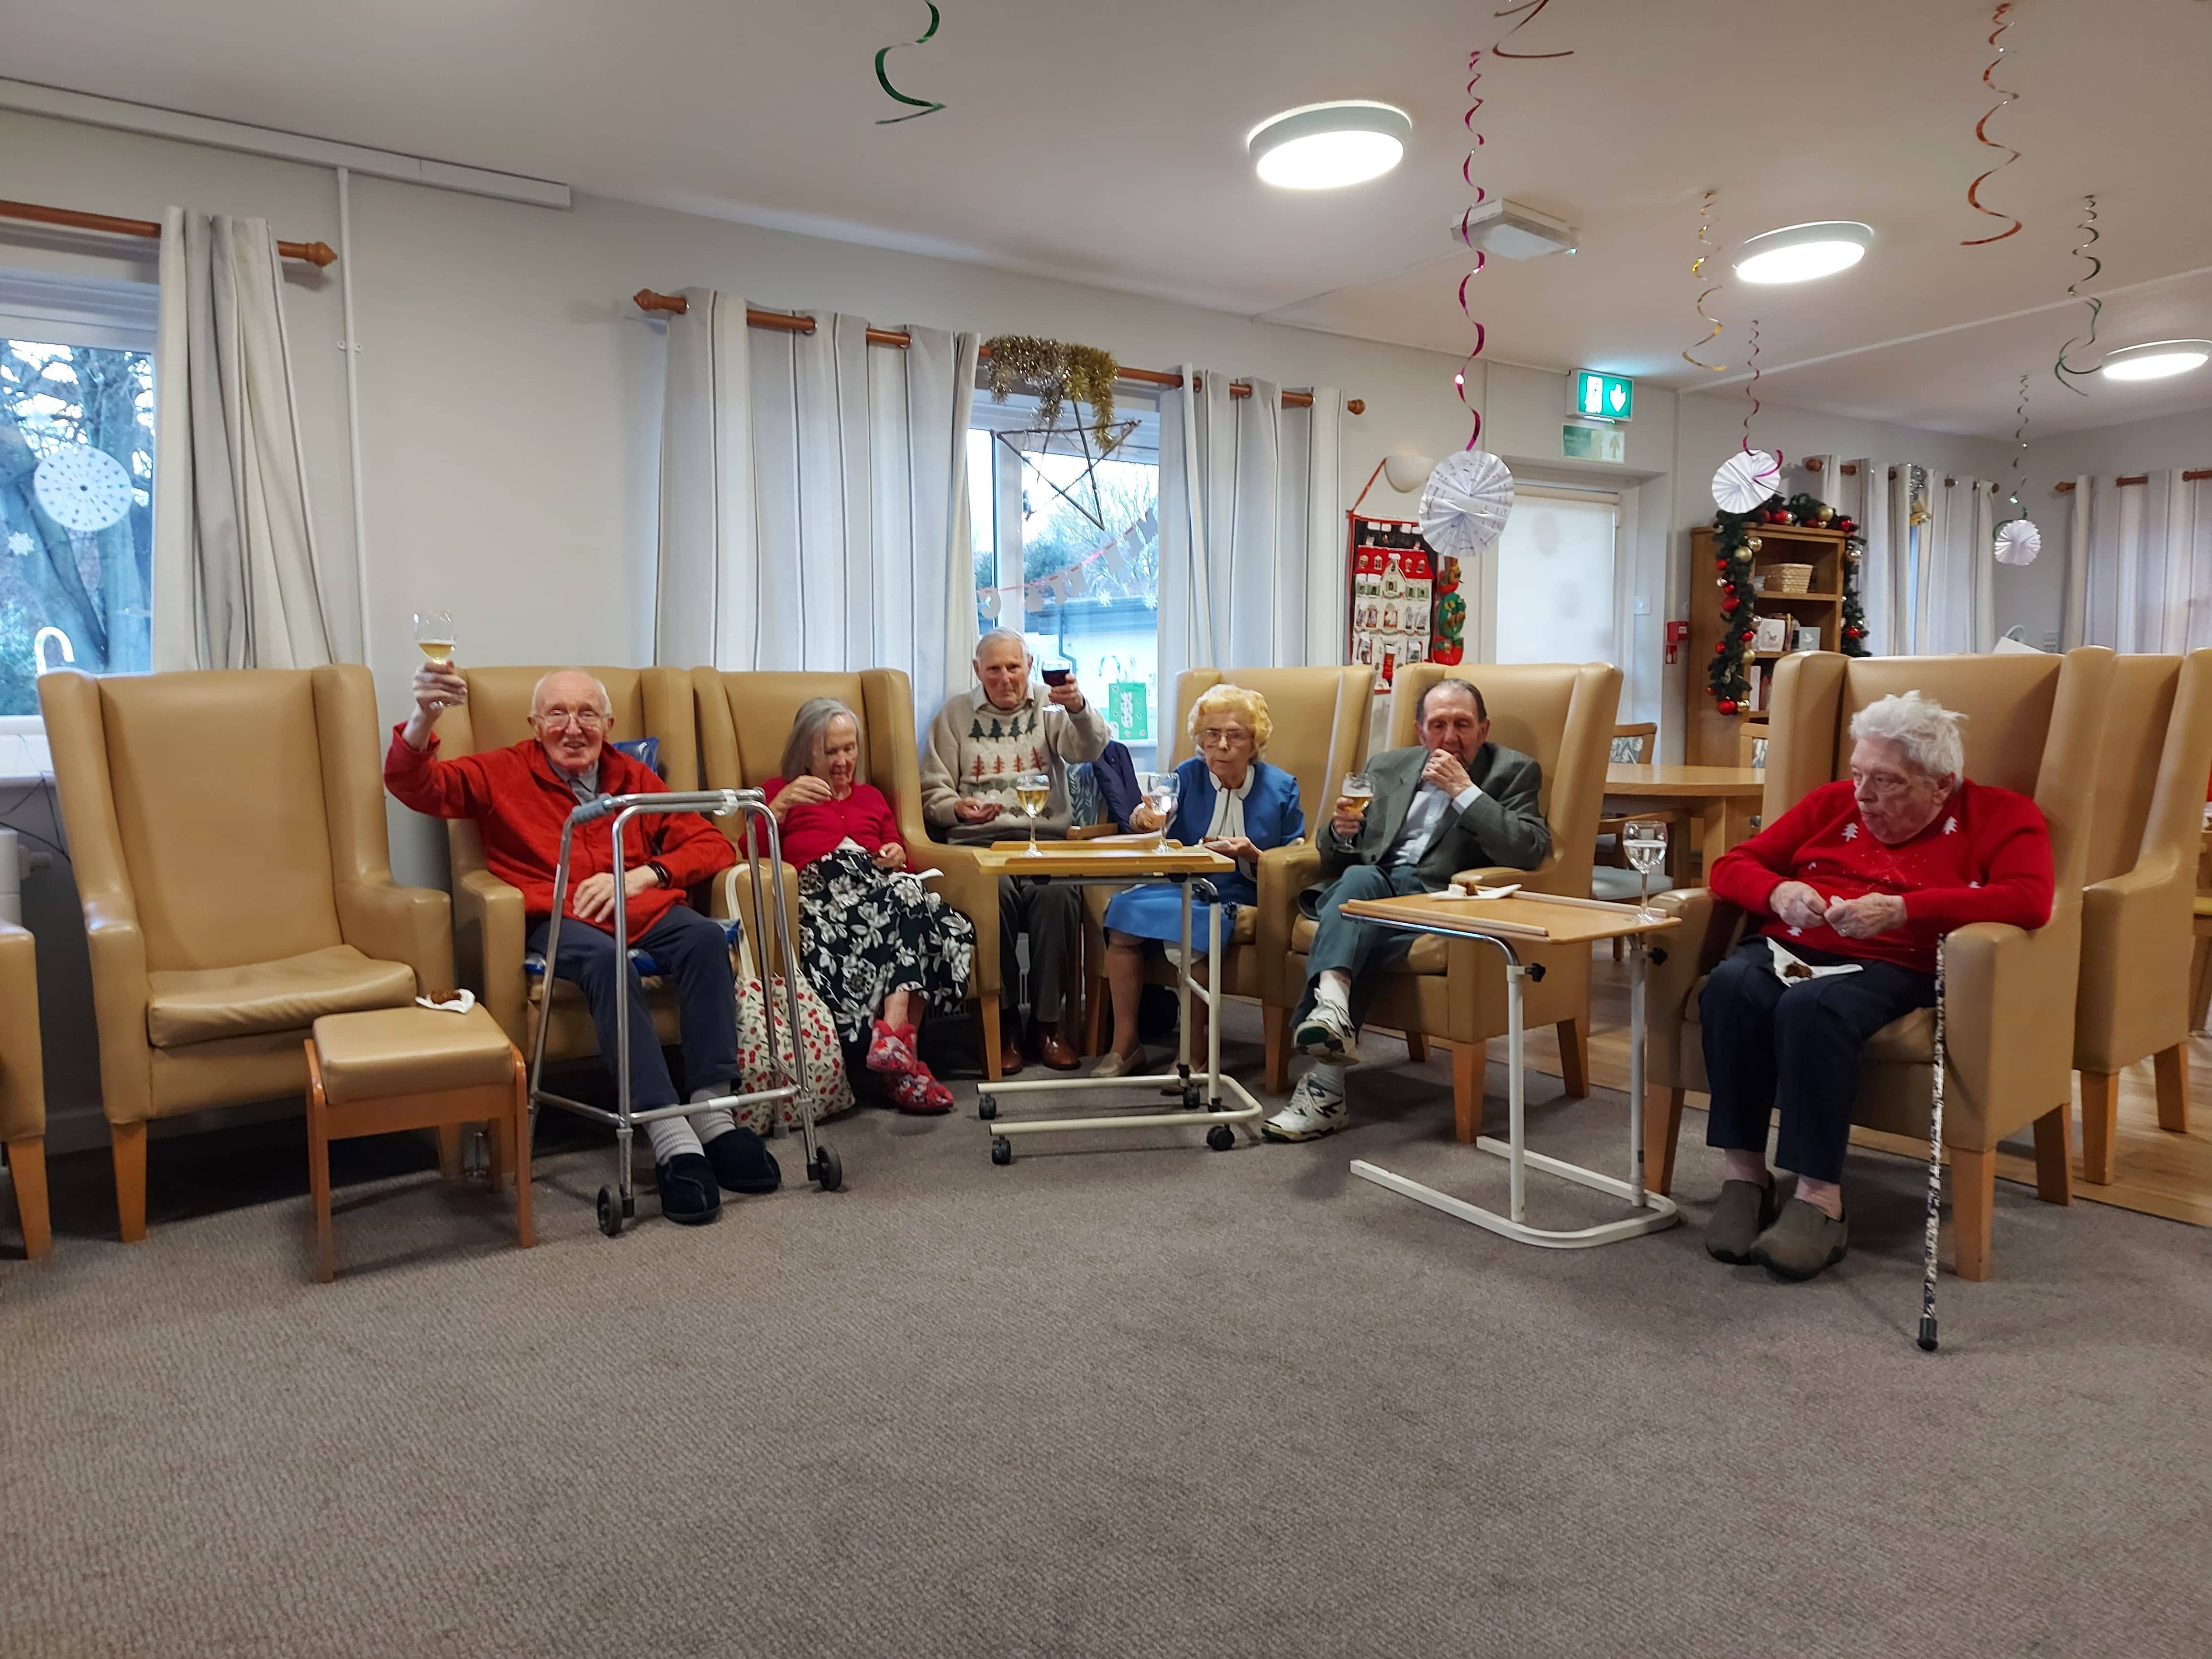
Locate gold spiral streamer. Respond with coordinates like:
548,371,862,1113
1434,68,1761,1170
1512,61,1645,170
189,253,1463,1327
1682,189,1727,372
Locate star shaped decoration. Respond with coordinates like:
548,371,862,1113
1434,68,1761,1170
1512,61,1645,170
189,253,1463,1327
5,530,32,557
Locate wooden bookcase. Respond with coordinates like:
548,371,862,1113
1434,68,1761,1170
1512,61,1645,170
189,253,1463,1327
1684,522,1847,765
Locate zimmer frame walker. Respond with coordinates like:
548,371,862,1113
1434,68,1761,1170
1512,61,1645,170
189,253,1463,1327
529,790,836,1237
975,867,1265,1163
1347,902,1681,1249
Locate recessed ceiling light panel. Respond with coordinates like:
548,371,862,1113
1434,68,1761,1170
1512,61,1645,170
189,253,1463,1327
1246,100,1412,190
2099,340,2212,382
1734,220,1874,285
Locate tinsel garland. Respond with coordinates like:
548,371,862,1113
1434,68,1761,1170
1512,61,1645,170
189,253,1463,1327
1707,489,1870,713
983,336,1119,449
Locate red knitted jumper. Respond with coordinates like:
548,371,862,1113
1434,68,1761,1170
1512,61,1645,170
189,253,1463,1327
763,779,908,871
1708,778,2054,975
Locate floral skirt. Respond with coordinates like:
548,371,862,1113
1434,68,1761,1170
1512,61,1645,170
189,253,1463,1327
797,849,976,1045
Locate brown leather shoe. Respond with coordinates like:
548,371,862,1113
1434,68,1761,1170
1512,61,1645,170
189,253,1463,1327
1038,1030,1079,1071
996,1027,1026,1077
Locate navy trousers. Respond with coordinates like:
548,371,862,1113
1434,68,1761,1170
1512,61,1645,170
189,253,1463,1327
1700,936,1936,1184
527,905,738,1110
1293,862,1430,1028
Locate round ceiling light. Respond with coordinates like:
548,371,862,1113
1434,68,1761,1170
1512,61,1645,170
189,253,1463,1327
1733,221,1874,285
1246,101,1412,190
2099,340,2212,382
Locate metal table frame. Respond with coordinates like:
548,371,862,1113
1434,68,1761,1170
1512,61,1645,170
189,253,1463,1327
1347,907,1680,1248
977,864,1264,1162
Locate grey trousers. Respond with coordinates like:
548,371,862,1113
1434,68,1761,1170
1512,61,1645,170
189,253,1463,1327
1293,863,1429,1028
998,875,1082,1023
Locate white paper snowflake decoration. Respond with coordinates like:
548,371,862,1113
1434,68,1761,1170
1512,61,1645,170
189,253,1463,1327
33,445,133,534
1418,448,1515,559
5,531,31,557
1712,449,1781,514
1993,518,2041,566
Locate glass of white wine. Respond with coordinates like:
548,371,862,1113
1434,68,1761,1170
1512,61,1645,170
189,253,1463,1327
1623,819,1669,922
414,609,457,710
1015,770,1051,855
1341,772,1375,831
1141,770,1180,836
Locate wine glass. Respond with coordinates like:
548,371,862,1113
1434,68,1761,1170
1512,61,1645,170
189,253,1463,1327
1015,770,1050,855
1341,772,1375,829
414,609,457,710
1623,819,1669,922
1141,770,1180,836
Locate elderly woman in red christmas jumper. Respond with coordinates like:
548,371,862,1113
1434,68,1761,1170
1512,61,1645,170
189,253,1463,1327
1697,690,2053,1282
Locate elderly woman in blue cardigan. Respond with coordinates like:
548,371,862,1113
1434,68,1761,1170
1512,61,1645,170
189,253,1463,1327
1092,684,1305,1077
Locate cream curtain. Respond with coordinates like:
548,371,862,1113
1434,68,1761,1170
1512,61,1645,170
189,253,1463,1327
654,290,980,698
1915,475,1997,655
151,209,332,671
1155,367,1342,692
1810,455,1903,655
2076,470,2212,653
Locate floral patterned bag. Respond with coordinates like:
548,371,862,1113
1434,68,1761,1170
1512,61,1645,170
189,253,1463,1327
732,914,854,1128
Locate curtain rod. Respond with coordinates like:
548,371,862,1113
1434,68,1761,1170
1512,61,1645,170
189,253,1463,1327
632,289,1364,414
2052,472,2210,493
0,196,337,266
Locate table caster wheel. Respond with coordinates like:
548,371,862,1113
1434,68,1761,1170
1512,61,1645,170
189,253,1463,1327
990,1135,1013,1166
977,1094,998,1121
596,1186,622,1237
1206,1125,1236,1152
811,1145,843,1192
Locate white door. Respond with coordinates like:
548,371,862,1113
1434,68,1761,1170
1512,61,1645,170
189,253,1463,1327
1488,486,1620,664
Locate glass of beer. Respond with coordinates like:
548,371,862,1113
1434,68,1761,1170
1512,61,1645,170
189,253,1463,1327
1015,770,1051,855
414,609,457,709
1341,772,1375,830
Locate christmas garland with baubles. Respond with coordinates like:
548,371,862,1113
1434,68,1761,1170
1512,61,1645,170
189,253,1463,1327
1706,490,1870,715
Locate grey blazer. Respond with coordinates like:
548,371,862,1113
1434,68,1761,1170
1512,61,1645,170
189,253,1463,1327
1310,741,1551,898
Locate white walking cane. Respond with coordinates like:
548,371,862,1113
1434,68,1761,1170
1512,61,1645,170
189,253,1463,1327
1916,933,1949,1352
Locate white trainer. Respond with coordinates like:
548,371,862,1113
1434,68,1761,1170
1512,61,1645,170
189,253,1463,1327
1292,1002,1360,1062
1263,1073,1350,1142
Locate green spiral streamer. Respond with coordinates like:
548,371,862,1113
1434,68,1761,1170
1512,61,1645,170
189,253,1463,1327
874,1,945,125
2054,195,2103,395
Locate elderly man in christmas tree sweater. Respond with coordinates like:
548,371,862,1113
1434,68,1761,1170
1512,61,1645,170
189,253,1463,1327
921,628,1110,1073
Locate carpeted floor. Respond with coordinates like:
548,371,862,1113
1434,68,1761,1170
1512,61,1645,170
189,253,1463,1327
4,1009,2209,1659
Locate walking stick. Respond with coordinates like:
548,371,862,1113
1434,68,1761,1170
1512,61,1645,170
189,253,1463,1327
1916,933,1948,1352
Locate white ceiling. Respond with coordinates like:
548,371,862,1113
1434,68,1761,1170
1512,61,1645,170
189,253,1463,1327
10,0,2212,437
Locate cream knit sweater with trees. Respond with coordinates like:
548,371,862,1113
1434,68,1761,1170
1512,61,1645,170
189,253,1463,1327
919,684,1111,844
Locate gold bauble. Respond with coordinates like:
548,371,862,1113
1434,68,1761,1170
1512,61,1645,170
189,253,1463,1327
1745,537,1763,553
1815,506,1835,523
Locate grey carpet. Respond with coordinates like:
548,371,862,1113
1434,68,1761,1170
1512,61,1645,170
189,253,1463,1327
4,1009,2209,1659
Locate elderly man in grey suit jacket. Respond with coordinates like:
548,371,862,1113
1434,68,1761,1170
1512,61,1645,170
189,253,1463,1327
1263,676,1551,1142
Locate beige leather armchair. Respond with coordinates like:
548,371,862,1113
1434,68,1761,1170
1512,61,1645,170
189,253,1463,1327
0,920,49,1259
1639,647,2113,1282
1077,666,1374,1078
2074,649,2212,1182
41,666,452,1241
1270,662,1620,1140
433,666,697,1062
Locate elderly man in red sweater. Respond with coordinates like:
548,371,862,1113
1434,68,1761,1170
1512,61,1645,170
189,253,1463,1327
1699,690,2053,1281
387,661,765,1227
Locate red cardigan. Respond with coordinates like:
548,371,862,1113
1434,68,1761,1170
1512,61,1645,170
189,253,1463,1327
764,778,908,870
1709,778,2053,975
386,729,734,935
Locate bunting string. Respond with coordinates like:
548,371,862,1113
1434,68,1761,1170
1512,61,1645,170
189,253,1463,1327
1682,189,1727,372
1960,2,2022,245
2055,194,2104,394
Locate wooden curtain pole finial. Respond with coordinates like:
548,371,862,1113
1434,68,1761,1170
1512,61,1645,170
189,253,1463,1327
634,288,689,315
1346,398,1367,415
285,240,338,267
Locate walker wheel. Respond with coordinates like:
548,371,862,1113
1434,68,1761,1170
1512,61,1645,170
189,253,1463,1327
990,1135,1013,1166
1206,1125,1236,1152
596,1186,622,1238
977,1094,999,1121
812,1145,843,1192
1182,1086,1203,1112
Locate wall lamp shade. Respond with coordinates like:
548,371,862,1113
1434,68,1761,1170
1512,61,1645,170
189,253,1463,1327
1247,101,1412,190
2099,340,2212,382
1383,452,1437,493
1733,221,1874,285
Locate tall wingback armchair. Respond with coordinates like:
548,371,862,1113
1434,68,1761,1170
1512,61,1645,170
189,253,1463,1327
0,920,49,1259
1638,647,2114,1282
433,665,696,1059
2074,649,2212,1182
1270,662,1619,1141
41,666,452,1242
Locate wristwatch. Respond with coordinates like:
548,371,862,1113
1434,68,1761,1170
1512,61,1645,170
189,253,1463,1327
647,860,673,889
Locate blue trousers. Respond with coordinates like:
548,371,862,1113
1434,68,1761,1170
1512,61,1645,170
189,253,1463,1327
1700,937,1936,1184
1294,862,1430,1028
526,905,738,1111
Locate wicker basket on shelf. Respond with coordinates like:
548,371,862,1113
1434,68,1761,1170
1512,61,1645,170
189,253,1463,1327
1755,563,1814,595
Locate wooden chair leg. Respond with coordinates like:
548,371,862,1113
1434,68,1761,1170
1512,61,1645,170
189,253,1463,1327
1263,1005,1290,1094
5,1135,50,1261
1643,1085,1684,1197
1556,1018,1589,1099
111,1120,147,1244
2031,1103,2072,1205
1951,1146,1995,1282
434,1123,463,1178
2153,1044,2188,1134
484,1112,507,1191
1450,1041,1484,1144
305,1053,336,1284
510,1054,535,1251
2079,1070,2120,1185
980,1000,1004,1082
1404,1030,1429,1063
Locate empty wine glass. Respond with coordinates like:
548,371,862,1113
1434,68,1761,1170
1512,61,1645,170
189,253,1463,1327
414,609,457,709
1623,819,1669,922
1016,770,1050,855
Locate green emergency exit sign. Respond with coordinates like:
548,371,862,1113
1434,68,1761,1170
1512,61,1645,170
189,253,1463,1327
1569,369,1634,422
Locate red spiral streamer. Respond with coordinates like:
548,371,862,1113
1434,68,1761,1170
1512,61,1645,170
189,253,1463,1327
1742,317,1783,476
1961,2,2022,246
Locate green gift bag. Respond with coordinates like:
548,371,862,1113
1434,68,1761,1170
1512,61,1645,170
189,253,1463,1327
1100,655,1149,742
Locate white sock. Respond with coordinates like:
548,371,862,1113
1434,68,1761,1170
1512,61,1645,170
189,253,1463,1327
1315,971,1351,1016
645,1116,704,1163
1307,1062,1347,1100
688,1084,737,1144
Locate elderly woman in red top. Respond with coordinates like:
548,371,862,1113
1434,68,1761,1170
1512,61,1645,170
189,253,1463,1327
387,661,770,1229
766,697,974,1115
1699,690,2054,1282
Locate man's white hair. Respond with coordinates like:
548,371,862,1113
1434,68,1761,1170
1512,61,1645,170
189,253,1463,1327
530,669,612,716
1850,690,1965,782
974,626,1029,663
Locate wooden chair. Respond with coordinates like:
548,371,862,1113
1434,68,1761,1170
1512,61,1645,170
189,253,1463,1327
1595,722,1655,867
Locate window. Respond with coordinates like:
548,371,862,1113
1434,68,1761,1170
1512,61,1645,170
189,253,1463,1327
1491,487,1619,667
970,393,1160,763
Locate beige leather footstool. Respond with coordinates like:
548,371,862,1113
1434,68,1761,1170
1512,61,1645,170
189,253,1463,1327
304,1005,533,1283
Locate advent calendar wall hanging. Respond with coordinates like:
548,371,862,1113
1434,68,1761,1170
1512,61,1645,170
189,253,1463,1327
1345,513,1444,691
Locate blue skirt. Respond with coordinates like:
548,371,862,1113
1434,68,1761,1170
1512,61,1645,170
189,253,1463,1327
1102,881,1239,952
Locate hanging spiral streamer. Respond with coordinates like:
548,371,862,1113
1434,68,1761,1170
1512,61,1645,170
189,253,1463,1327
2007,375,2030,511
1960,2,2022,246
1741,317,1781,475
2055,195,2104,395
1682,190,1727,372
873,0,946,125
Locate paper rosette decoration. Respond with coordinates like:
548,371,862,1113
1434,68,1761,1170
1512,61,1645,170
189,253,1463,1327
1418,449,1515,559
1712,449,1781,514
1993,518,2042,566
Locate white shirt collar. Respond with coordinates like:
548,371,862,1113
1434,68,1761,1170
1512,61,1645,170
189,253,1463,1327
970,683,1036,713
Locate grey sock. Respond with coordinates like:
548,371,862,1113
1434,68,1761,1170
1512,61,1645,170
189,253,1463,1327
688,1083,737,1143
645,1116,704,1163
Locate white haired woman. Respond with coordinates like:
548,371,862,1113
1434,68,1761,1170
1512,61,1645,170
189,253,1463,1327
1091,684,1305,1077
767,698,975,1114
1698,690,2054,1281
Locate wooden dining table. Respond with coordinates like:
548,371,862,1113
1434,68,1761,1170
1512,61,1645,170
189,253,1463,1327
1603,763,1768,878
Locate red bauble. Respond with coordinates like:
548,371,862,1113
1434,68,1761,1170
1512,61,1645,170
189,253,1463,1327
1834,517,1855,534
1716,698,1738,715
1721,595,1740,613
1714,641,1727,655
1740,630,1755,642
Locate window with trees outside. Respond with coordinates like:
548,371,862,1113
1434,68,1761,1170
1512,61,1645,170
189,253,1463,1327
968,392,1160,765
0,330,155,716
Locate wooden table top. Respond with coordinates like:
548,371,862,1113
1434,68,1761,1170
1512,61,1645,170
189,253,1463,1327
970,841,1234,877
1605,763,1766,799
1340,891,1681,945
